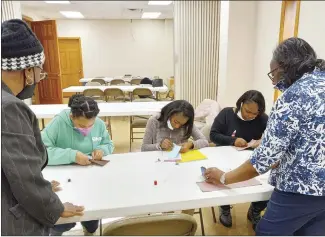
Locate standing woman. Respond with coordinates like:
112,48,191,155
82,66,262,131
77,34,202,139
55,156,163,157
1,19,83,236
204,38,325,235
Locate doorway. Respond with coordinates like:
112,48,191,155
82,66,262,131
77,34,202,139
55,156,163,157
58,37,84,98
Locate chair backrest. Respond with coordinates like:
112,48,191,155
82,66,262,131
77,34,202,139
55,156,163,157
110,79,125,85
130,78,142,85
104,88,125,101
132,88,153,100
83,89,104,99
85,82,101,86
103,213,197,236
91,78,106,85
167,90,174,99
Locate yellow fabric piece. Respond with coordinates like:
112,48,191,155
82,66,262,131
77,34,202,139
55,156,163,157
179,150,207,163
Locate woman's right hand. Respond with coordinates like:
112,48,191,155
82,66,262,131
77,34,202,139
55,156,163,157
160,138,173,150
75,152,91,166
61,202,84,218
234,138,248,147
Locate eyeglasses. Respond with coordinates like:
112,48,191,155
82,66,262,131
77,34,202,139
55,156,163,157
267,67,279,81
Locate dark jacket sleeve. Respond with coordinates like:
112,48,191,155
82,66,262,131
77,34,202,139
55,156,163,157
261,113,269,132
1,101,64,227
210,109,237,146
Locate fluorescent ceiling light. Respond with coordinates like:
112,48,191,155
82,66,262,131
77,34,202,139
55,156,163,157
45,1,70,3
141,12,161,19
60,11,84,18
148,1,172,5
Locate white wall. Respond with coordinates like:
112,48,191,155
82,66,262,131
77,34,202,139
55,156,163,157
252,1,282,114
216,1,229,109
22,8,44,21
56,19,174,81
217,1,257,109
298,1,325,59
218,1,282,114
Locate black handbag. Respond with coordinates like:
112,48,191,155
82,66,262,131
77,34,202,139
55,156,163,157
152,78,164,87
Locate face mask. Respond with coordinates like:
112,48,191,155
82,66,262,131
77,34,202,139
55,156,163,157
167,119,174,130
16,83,36,100
274,79,289,92
237,107,255,121
75,126,93,136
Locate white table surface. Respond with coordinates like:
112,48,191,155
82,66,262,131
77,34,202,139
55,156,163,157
79,77,144,83
79,77,114,83
62,85,168,93
42,147,273,224
30,101,170,119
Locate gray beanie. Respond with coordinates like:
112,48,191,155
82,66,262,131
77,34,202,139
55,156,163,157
1,19,45,71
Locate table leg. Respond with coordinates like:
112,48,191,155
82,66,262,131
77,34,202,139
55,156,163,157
100,219,102,236
156,91,159,100
211,207,217,223
199,208,205,236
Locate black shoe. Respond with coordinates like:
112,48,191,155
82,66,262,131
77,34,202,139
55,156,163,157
219,206,232,228
247,204,262,231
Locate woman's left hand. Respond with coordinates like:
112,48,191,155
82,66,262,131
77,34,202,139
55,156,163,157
180,142,194,153
204,167,225,185
92,150,104,160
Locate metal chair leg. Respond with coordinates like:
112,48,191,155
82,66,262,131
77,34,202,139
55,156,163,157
41,118,45,130
108,117,112,139
199,208,205,236
100,219,102,236
211,206,217,223
129,117,132,152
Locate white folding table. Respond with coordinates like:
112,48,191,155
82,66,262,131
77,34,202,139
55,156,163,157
42,147,272,234
79,77,144,84
30,101,170,128
79,77,114,83
63,85,168,99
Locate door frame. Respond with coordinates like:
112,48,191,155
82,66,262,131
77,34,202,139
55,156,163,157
58,37,84,79
274,0,301,101
23,15,41,104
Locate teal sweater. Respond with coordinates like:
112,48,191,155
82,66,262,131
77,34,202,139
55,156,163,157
41,109,114,165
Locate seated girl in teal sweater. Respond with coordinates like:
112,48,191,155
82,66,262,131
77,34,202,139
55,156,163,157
42,94,114,166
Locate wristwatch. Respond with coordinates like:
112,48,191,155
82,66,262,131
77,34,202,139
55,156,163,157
220,172,226,185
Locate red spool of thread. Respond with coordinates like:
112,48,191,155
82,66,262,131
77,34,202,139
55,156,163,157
154,180,157,185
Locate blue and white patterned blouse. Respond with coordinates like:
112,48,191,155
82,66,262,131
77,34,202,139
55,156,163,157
250,69,325,196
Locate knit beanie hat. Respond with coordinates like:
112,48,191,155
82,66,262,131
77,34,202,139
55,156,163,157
1,19,45,71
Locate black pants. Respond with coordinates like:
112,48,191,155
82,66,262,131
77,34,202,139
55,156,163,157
256,189,325,235
50,220,99,235
220,200,268,213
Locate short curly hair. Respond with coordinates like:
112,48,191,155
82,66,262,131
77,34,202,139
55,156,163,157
272,37,325,86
